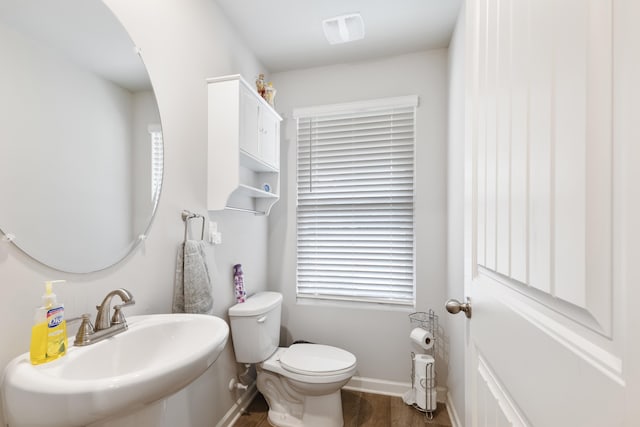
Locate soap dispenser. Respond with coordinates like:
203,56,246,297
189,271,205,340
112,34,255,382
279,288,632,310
30,280,68,365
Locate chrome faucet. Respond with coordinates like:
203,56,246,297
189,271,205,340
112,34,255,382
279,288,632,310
74,288,135,346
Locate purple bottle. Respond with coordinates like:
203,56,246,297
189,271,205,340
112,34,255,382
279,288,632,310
233,264,246,303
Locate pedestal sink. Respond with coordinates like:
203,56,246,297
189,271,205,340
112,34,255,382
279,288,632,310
1,313,229,427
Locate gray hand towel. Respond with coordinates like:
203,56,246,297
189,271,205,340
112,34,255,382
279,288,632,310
172,240,214,314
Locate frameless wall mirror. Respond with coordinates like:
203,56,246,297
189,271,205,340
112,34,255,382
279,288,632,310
0,0,163,273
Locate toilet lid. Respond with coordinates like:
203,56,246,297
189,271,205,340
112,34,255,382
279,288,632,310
280,344,356,376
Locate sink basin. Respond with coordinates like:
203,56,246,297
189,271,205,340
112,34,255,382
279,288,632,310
2,313,229,427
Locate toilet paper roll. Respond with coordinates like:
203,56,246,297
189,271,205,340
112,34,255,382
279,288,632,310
410,327,434,350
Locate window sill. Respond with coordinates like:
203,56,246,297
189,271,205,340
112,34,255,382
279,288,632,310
295,296,415,313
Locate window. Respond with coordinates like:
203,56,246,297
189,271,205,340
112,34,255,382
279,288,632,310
294,96,417,306
149,124,163,207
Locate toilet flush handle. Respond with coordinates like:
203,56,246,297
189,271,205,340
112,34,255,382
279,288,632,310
257,316,267,323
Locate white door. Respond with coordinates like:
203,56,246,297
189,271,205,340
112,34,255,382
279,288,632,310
459,0,640,426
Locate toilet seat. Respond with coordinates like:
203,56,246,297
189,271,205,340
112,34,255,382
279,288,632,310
261,345,357,384
279,344,356,376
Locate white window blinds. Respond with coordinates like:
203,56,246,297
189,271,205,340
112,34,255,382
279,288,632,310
149,125,163,206
295,96,417,306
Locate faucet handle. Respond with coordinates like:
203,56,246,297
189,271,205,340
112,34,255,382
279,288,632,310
111,299,135,326
74,314,94,346
111,307,126,326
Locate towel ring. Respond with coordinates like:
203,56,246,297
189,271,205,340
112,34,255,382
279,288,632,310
181,210,205,242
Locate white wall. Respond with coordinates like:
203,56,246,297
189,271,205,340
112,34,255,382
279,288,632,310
268,50,449,386
0,0,268,424
446,5,467,424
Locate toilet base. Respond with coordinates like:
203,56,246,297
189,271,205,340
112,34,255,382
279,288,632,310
257,367,345,427
267,392,343,427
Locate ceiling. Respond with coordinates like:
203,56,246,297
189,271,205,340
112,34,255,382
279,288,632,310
215,0,463,73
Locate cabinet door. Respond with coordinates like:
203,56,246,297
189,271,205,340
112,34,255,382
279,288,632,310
239,86,260,158
260,107,280,169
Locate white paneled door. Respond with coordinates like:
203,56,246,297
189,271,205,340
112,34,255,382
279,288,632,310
461,0,640,425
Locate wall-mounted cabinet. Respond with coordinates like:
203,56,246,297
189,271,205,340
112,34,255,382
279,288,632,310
207,74,282,215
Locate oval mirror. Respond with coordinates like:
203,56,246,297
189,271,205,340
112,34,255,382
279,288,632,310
0,0,163,273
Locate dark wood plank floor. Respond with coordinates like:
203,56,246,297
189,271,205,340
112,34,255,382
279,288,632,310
234,390,453,427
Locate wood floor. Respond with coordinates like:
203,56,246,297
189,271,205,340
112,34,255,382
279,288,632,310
233,390,453,427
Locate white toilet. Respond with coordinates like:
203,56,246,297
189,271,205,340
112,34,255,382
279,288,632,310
228,292,357,427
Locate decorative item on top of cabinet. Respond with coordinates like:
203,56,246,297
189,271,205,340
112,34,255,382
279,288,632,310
206,74,282,215
256,74,266,98
264,82,277,107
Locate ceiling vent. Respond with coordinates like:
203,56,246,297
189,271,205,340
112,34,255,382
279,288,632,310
322,13,365,45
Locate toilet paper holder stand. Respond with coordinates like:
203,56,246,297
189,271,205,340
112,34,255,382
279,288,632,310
409,310,438,355
409,310,438,419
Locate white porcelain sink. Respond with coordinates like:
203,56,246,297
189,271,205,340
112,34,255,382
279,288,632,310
1,313,229,427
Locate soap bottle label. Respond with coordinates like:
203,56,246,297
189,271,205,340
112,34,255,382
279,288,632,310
47,307,64,328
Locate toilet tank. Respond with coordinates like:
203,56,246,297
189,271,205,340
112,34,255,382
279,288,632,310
228,291,283,363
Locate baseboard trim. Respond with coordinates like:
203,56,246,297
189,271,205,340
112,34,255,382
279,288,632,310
343,376,411,397
215,383,257,427
446,391,463,427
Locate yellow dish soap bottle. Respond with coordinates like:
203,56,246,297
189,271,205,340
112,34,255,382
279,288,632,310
30,280,68,365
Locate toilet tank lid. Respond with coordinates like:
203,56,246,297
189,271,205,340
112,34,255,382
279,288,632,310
228,292,283,317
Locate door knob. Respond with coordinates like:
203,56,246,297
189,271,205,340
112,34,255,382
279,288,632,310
445,298,472,318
